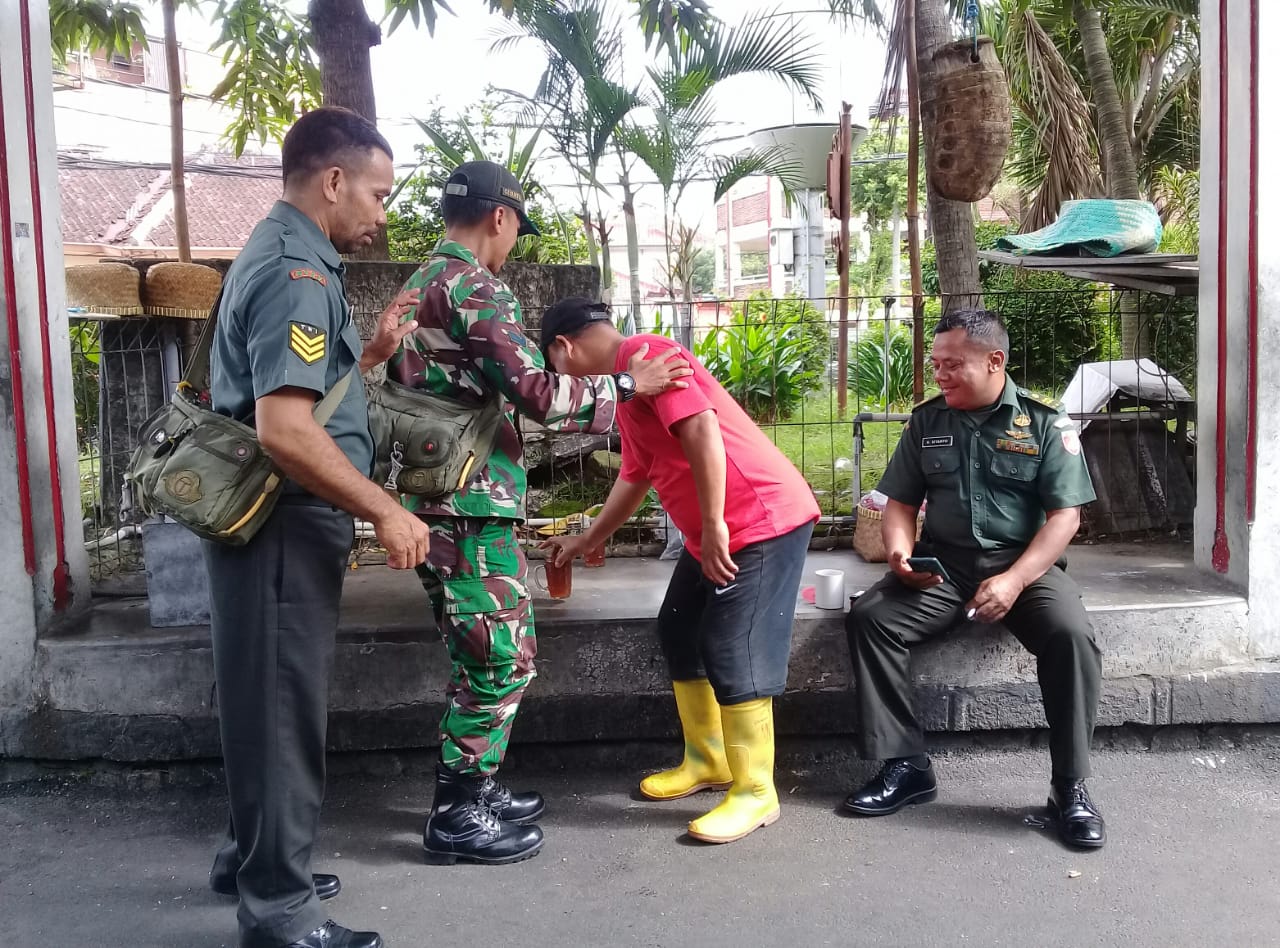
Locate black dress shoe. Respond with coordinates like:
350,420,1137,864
479,774,545,825
210,872,340,901
842,758,938,816
284,919,382,948
1049,780,1106,849
423,763,544,866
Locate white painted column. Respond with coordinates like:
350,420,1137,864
0,0,90,713
1244,0,1280,655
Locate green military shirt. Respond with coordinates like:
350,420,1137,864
878,377,1096,551
210,200,374,477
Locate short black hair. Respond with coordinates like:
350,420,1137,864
441,194,502,228
281,107,392,187
933,308,1009,354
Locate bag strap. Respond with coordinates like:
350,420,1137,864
182,285,226,391
313,368,355,426
185,281,355,425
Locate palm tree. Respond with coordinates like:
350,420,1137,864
619,12,830,342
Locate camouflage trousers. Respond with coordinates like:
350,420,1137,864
415,517,535,776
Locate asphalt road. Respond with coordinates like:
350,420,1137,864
2,742,1278,948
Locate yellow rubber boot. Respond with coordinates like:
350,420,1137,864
687,698,780,843
639,679,733,801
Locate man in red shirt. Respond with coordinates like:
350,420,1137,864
539,298,819,844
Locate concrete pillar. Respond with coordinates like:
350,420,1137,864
0,0,90,716
1199,0,1279,657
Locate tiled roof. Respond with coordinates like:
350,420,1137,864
58,152,282,249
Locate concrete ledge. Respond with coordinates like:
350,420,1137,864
6,546,1266,762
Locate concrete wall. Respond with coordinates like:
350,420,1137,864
1199,0,1279,657
0,0,91,713
1246,0,1280,655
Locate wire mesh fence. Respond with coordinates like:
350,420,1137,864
67,277,1198,585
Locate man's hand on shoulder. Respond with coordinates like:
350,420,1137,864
626,342,693,396
361,288,422,372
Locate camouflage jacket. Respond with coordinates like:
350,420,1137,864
388,240,618,520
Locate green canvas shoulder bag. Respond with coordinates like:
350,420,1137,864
367,377,503,499
126,289,353,546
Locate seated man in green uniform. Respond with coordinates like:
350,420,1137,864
387,161,690,867
844,309,1106,850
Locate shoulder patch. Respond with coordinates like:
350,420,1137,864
1021,390,1058,411
289,321,326,365
289,267,327,286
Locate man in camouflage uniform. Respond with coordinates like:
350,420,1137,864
386,160,690,865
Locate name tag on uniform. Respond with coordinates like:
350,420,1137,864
995,437,1040,456
921,436,953,449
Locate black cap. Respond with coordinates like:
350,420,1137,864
540,297,613,358
444,160,540,236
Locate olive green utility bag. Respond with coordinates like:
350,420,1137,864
126,289,352,546
368,379,503,499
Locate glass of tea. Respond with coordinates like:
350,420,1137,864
535,558,572,600
584,542,606,568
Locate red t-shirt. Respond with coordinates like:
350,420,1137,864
615,334,819,561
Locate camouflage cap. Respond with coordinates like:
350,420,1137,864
444,161,540,237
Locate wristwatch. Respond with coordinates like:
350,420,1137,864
613,371,637,402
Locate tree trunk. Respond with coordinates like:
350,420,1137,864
916,0,982,313
579,200,599,270
161,0,190,262
1072,0,1147,357
1072,0,1141,201
595,209,613,301
620,169,643,318
308,0,386,259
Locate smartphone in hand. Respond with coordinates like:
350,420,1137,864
906,556,952,584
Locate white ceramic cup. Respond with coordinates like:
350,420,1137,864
814,568,845,610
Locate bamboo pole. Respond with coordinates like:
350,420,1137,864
161,0,190,263
905,0,925,402
836,102,853,418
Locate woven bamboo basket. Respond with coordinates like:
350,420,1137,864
853,505,926,563
924,37,1012,204
64,263,143,316
142,262,222,318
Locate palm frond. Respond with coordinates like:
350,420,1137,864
709,146,803,203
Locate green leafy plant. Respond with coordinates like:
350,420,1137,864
695,311,819,423
853,325,914,412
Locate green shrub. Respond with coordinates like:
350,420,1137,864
695,315,818,423
853,325,914,411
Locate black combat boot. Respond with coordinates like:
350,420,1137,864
423,763,544,866
478,772,545,825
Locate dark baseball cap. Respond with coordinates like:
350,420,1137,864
444,160,540,236
540,297,613,358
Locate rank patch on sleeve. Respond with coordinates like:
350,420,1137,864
289,322,326,365
290,267,327,286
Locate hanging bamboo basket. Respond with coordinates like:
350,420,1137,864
924,37,1012,204
142,262,222,318
64,263,144,316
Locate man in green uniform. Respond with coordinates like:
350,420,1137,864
386,161,691,866
843,308,1106,850
204,108,431,948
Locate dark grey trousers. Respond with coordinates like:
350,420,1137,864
204,497,353,948
845,543,1102,782
658,522,814,704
